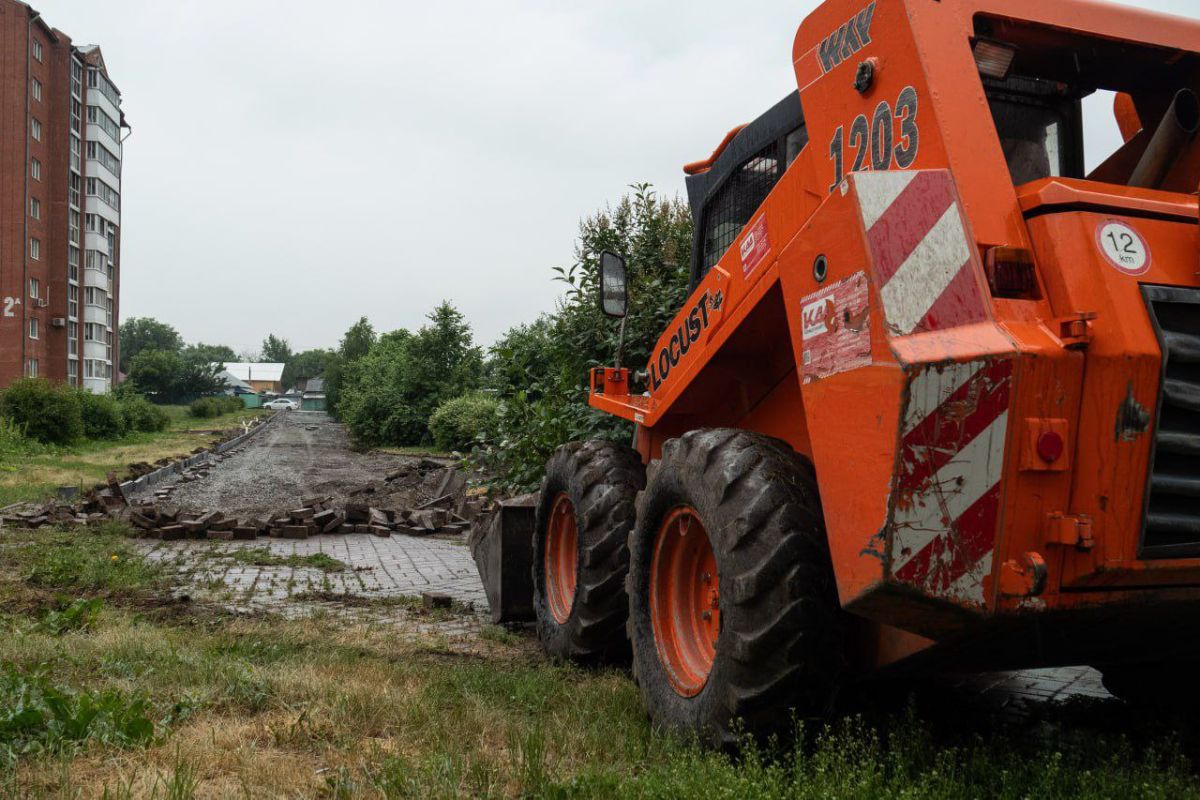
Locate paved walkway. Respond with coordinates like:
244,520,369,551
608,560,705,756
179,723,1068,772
138,531,485,633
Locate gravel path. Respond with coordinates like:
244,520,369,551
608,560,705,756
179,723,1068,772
139,411,439,517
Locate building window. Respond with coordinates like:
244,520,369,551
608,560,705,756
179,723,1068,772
68,295,78,320
84,323,104,342
85,249,108,271
31,77,41,102
29,197,39,220
67,359,78,379
86,105,120,140
30,158,40,181
84,287,106,306
30,118,41,141
86,141,121,174
26,359,38,378
69,173,80,208
32,41,42,62
84,359,109,379
69,209,80,241
87,68,121,106
29,238,40,261
85,177,120,211
29,278,39,299
28,318,38,340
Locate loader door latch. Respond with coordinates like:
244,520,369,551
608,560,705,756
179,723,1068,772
1045,512,1095,550
1052,312,1096,349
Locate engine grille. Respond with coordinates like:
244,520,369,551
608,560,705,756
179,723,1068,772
1141,285,1200,558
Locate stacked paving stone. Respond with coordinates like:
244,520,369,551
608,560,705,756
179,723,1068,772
3,462,489,543
0,448,492,543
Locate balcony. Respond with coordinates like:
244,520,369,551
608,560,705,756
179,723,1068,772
83,268,107,289
83,305,106,325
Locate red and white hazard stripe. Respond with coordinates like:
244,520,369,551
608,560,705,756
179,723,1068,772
891,358,1012,606
853,171,988,336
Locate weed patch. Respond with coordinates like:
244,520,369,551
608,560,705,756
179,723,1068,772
224,547,348,572
36,599,103,636
13,526,163,601
0,665,154,768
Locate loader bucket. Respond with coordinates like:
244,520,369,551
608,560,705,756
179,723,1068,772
469,492,539,624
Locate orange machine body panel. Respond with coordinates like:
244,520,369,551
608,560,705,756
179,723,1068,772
590,0,1200,672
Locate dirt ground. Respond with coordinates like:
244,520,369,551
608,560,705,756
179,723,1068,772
130,411,445,517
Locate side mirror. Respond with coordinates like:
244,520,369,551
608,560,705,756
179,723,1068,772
599,251,628,318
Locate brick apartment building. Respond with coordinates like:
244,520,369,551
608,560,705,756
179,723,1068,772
0,1,127,393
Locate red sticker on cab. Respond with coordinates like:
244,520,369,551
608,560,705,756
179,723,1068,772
800,271,872,384
739,215,770,279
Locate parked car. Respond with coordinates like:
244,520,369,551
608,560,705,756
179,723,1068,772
263,398,298,411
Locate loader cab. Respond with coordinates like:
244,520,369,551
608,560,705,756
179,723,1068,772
984,73,1083,186
683,92,807,291
973,14,1200,193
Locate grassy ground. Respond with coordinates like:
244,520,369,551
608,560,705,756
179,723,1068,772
0,406,268,507
0,527,1199,798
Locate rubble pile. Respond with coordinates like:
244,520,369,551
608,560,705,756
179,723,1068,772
1,459,489,543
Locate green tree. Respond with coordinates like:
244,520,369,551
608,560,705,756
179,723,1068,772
339,317,377,361
175,352,226,399
118,317,183,373
406,302,484,402
281,349,333,392
477,183,692,489
325,317,377,417
182,342,238,364
127,350,182,401
338,303,482,446
260,334,293,364
128,349,224,403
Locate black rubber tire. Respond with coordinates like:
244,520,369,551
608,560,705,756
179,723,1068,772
627,428,844,746
533,439,646,662
1099,662,1200,711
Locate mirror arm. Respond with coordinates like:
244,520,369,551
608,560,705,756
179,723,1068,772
615,315,626,371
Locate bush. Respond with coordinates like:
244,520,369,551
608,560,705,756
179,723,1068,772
428,393,499,452
120,395,170,433
0,416,39,457
75,390,127,440
188,398,215,418
0,378,84,445
188,395,243,419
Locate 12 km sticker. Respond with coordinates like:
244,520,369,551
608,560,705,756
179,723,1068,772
1097,220,1150,276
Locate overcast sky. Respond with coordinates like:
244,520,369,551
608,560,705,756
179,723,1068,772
36,0,1200,356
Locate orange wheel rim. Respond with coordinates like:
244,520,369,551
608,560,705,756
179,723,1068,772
650,506,718,697
544,492,578,624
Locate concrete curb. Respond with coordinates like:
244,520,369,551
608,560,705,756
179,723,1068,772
121,411,280,497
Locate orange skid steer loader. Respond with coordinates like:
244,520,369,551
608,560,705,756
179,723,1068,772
504,0,1200,745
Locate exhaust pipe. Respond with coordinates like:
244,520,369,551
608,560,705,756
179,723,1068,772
1129,88,1200,190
